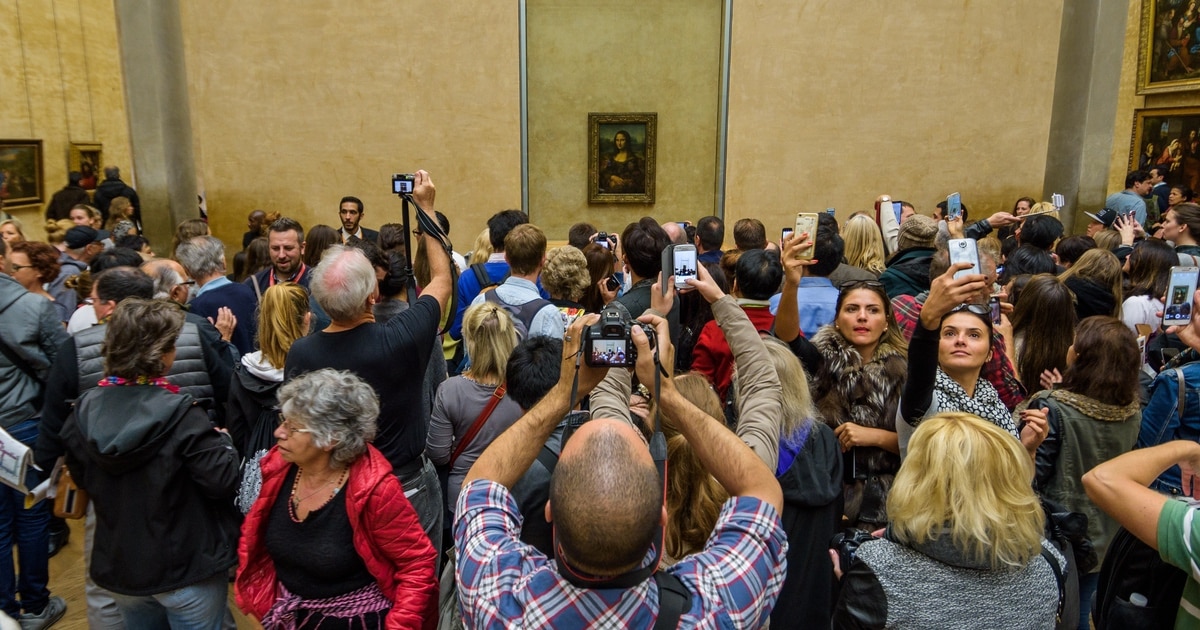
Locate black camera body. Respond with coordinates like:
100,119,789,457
392,173,415,195
584,302,655,367
830,529,877,572
594,232,618,250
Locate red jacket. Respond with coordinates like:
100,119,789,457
691,303,776,404
236,445,438,629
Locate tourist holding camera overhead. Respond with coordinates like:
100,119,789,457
775,232,906,531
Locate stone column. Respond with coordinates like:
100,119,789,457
113,0,198,254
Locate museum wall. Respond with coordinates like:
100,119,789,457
178,2,523,255
724,0,1066,233
525,0,723,240
0,0,133,242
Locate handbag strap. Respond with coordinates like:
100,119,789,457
448,384,506,468
1040,546,1067,626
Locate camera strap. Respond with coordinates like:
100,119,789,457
396,192,459,335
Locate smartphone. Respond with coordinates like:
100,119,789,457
781,227,794,243
825,208,836,216
1051,193,1065,210
794,213,818,260
604,274,620,292
948,238,980,279
892,201,904,225
671,244,697,290
1164,266,1200,327
988,296,1002,325
947,192,963,221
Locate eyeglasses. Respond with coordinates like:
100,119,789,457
838,280,884,293
178,280,196,287
276,413,312,437
8,264,33,272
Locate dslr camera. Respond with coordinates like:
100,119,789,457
593,232,618,250
584,302,655,368
392,173,415,195
829,529,876,572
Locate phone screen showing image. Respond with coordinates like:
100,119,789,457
989,297,1001,325
892,201,904,224
1164,266,1200,326
673,247,697,288
947,192,962,221
781,228,794,243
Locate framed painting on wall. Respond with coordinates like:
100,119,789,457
1138,0,1200,94
589,112,656,204
0,140,43,207
69,142,103,190
1130,107,1200,192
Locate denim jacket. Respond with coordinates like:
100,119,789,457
1138,361,1200,493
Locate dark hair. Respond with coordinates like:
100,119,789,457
378,251,409,299
102,298,185,379
1012,197,1036,213
1172,185,1195,203
435,211,450,236
506,336,564,410
734,249,783,300
339,196,363,213
268,217,305,242
1127,238,1176,299
620,217,670,280
696,216,724,251
1006,274,1034,308
1125,169,1149,189
1054,235,1096,267
579,244,616,313
303,224,340,267
1001,244,1057,284
568,223,598,250
114,234,149,253
68,171,83,186
348,237,387,271
230,251,248,283
245,237,271,276
808,217,843,277
487,209,528,251
1010,274,1077,390
1061,316,1140,406
936,199,969,222
10,241,60,284
94,267,155,304
733,218,766,251
378,223,406,254
1024,216,1066,255
90,247,143,274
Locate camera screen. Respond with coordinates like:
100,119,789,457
393,176,413,194
589,339,628,366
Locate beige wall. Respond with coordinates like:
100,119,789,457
525,0,723,240
725,1,1065,235
179,2,523,255
0,0,133,242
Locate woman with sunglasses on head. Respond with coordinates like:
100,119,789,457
899,262,1050,459
775,234,906,531
237,368,438,629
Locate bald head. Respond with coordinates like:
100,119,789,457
549,419,662,575
662,222,687,245
141,258,190,303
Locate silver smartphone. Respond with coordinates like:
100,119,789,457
672,244,697,290
1164,266,1200,327
794,213,818,260
948,238,980,279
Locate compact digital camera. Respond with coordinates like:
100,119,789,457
584,302,656,368
392,173,415,195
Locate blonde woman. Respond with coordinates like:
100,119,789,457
541,246,591,326
426,302,522,514
1060,248,1124,319
68,204,103,229
0,218,24,245
663,374,729,565
833,413,1066,628
842,214,887,276
104,196,137,237
467,228,492,266
44,219,75,250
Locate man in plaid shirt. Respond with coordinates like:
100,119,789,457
891,249,1025,411
453,312,787,629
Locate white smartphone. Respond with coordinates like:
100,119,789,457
1051,193,1065,210
672,244,697,290
947,192,963,221
794,213,818,260
1164,266,1200,327
948,238,980,279
781,227,794,243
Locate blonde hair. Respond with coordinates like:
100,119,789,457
542,246,591,302
1059,248,1123,317
664,373,729,560
1092,229,1121,252
71,204,103,229
842,214,887,275
761,336,816,437
1028,201,1059,220
462,302,518,384
0,218,25,242
468,228,493,266
888,412,1045,571
44,219,75,245
258,282,310,369
105,197,133,231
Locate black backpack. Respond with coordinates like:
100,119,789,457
1092,526,1187,629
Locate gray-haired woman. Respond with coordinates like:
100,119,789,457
236,369,438,629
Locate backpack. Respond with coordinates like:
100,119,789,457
483,289,552,340
1092,525,1187,628
472,263,508,292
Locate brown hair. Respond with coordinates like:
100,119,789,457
1060,316,1140,406
102,298,186,378
664,374,728,560
1010,274,1077,390
10,241,61,284
503,224,547,276
1059,248,1124,317
579,244,616,313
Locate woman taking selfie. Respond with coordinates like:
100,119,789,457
237,369,438,628
776,234,906,530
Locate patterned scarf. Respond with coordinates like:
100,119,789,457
97,375,180,394
934,368,1017,438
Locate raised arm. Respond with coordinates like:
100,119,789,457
1083,440,1200,550
773,230,815,344
710,294,781,469
412,170,453,318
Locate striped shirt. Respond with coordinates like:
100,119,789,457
454,479,787,629
1158,498,1200,628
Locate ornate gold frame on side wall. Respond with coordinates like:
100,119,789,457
0,139,44,207
1137,0,1200,94
1129,107,1200,193
588,112,657,204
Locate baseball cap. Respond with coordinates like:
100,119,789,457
1083,208,1118,228
65,226,110,249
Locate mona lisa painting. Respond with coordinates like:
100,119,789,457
589,112,656,204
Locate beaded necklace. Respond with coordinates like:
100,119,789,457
288,466,348,522
97,375,180,394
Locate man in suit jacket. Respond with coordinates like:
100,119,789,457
338,196,379,245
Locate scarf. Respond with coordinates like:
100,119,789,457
934,368,1017,438
97,375,179,394
261,582,390,629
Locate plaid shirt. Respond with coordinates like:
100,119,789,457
454,479,788,629
892,293,1026,411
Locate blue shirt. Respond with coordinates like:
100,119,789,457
769,276,839,339
194,275,231,297
1105,190,1148,226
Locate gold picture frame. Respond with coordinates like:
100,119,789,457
1137,0,1200,94
1129,106,1200,193
0,139,44,207
68,142,103,190
588,112,656,204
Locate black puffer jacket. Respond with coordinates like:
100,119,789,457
62,384,240,596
